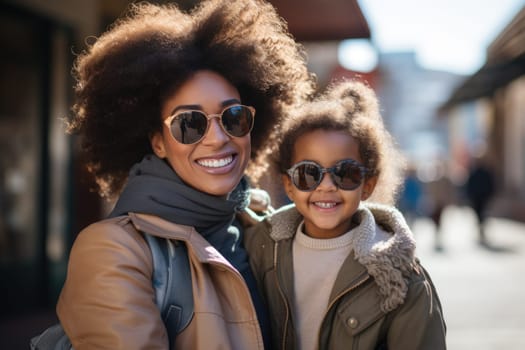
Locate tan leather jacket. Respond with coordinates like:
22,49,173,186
245,203,446,350
57,213,264,350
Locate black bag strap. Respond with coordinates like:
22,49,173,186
29,324,71,350
144,233,194,346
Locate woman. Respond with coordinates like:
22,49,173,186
56,0,314,349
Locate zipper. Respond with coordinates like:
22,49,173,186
273,242,291,350
317,273,371,348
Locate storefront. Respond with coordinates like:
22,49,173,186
440,6,525,220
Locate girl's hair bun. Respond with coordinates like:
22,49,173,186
325,80,380,119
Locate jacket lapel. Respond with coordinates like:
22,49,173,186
329,251,370,302
128,212,233,268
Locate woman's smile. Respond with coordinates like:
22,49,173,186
196,154,234,168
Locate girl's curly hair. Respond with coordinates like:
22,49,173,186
68,0,315,197
272,80,406,205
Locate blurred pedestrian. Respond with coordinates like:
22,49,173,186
425,173,454,251
398,165,423,228
465,157,495,245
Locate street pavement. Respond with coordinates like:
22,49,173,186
412,205,525,350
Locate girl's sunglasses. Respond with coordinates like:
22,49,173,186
286,159,368,192
164,105,255,144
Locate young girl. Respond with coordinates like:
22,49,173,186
245,80,446,350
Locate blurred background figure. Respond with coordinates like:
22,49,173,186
465,156,495,245
398,164,424,228
424,170,455,251
408,157,457,252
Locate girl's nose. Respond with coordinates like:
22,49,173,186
316,172,337,191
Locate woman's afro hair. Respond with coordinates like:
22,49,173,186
68,0,316,197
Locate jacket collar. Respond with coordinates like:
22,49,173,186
267,202,417,312
127,212,233,268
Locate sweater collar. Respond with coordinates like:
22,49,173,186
267,202,417,312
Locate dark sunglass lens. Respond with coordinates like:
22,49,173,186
335,161,364,190
294,163,321,191
221,106,253,137
171,111,208,144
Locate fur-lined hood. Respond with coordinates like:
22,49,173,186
265,202,417,312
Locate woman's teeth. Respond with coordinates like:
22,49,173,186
197,155,233,168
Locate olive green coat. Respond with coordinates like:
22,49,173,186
245,203,446,350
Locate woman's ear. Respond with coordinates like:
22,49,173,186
150,131,167,158
361,176,378,200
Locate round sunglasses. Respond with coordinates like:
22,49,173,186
286,159,368,192
164,104,255,144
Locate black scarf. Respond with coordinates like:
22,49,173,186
109,154,250,270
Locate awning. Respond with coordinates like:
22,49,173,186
441,5,525,110
441,53,525,109
268,0,370,41
100,1,371,42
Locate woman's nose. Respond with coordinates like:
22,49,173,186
201,117,229,146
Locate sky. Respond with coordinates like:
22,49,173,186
340,0,525,75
